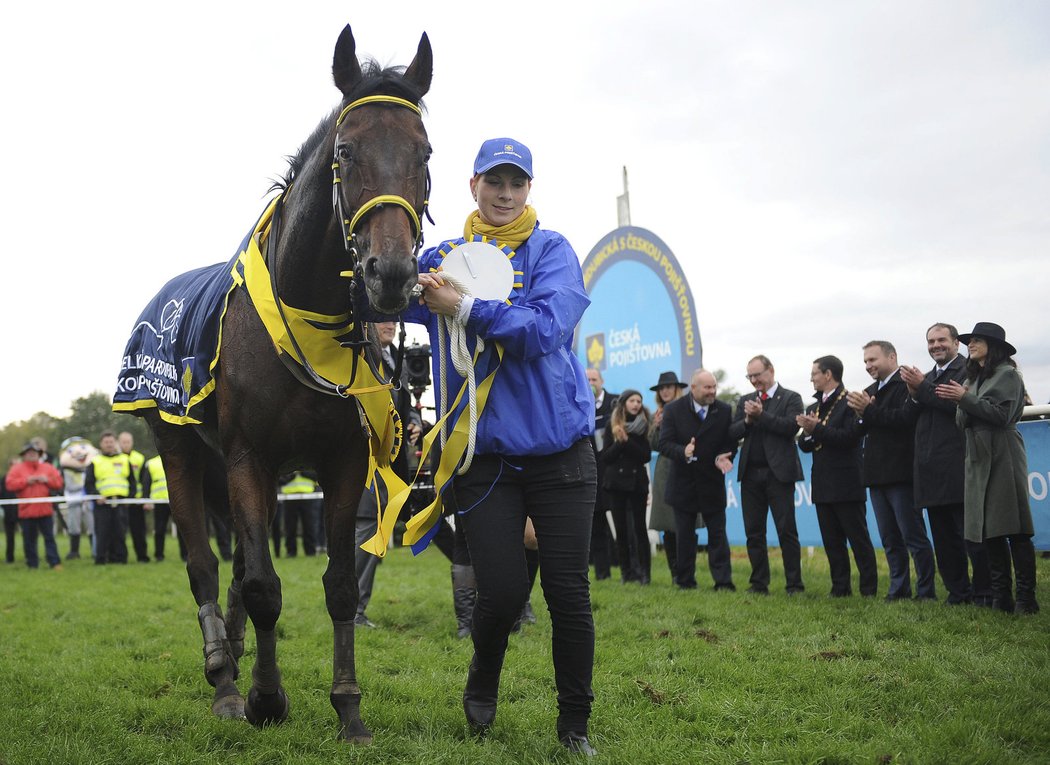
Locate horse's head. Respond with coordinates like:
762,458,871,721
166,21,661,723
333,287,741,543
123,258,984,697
331,26,432,315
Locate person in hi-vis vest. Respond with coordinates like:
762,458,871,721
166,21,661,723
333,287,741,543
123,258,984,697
140,454,171,562
85,431,136,565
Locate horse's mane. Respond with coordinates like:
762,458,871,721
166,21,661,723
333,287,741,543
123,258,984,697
272,61,428,192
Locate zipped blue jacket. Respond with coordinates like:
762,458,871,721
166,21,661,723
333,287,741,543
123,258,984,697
404,224,595,457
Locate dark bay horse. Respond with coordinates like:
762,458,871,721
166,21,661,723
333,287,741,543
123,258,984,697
131,26,432,743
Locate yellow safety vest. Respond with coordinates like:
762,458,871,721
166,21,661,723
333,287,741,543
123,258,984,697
127,449,145,498
145,456,168,500
281,472,316,495
92,454,132,498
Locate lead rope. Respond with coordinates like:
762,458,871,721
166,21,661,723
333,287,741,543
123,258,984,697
435,274,480,475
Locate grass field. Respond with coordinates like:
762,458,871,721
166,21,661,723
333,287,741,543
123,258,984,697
1,540,1048,764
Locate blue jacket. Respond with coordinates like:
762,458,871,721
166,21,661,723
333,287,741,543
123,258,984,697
404,224,595,457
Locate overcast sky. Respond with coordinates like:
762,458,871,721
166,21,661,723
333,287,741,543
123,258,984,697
2,0,1048,427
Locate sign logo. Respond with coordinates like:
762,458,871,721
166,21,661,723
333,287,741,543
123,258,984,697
586,333,606,371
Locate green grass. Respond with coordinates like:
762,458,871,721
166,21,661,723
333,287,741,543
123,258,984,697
1,542,1048,764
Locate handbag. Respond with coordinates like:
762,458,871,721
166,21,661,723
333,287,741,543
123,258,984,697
603,464,638,492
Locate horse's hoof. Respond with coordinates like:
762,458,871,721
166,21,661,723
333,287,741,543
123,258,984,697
338,721,373,745
245,686,290,727
212,693,246,720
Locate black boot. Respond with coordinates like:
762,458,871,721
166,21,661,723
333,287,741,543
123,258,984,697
452,564,477,639
985,537,1015,614
463,653,501,734
1010,536,1040,615
66,534,81,560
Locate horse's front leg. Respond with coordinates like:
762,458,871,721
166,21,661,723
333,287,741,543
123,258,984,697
225,453,288,727
319,444,372,744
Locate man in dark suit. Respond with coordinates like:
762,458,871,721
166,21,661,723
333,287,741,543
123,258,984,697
659,369,737,591
729,355,805,595
848,340,936,601
899,323,993,605
798,355,878,597
587,368,618,580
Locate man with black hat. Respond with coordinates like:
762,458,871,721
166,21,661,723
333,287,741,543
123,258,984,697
729,355,805,595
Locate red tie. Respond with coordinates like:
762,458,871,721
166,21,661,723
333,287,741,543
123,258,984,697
760,392,769,401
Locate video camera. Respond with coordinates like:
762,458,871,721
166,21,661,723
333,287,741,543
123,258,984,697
404,342,432,390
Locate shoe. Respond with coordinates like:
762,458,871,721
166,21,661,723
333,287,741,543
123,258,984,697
713,583,736,592
65,551,80,561
138,557,151,563
559,731,597,756
354,614,376,628
521,600,537,625
829,590,851,598
676,582,698,591
155,556,164,562
51,564,63,571
746,586,769,596
884,594,909,602
463,655,500,735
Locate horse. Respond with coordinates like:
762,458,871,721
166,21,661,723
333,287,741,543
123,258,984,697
118,26,432,743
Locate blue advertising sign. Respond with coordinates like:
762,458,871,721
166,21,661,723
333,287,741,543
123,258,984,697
576,227,701,394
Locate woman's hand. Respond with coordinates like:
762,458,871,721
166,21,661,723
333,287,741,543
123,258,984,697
612,424,627,443
935,380,967,402
417,272,461,316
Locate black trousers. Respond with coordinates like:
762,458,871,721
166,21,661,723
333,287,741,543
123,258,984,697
4,507,17,563
741,469,803,592
93,503,128,564
589,497,614,579
815,501,877,596
453,439,596,735
127,504,150,561
283,498,321,556
153,504,172,560
608,488,650,581
673,503,732,589
926,503,991,604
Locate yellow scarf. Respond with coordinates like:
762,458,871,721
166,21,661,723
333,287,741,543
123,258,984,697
463,206,537,251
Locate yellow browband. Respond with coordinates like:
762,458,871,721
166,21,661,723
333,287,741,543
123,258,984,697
336,95,422,126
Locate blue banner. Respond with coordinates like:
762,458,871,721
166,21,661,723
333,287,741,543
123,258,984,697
678,418,1050,549
575,227,701,393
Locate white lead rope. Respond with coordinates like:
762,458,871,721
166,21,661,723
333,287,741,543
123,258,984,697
435,273,480,475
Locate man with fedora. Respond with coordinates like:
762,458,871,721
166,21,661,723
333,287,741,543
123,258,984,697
659,369,737,590
899,323,992,605
728,355,805,595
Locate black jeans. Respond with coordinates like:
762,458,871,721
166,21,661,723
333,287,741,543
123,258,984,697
741,469,803,592
452,439,596,735
93,502,128,564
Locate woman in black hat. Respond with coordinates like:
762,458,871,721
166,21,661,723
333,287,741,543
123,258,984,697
647,371,691,582
936,322,1038,614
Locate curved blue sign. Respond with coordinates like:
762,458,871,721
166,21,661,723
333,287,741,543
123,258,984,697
575,227,701,394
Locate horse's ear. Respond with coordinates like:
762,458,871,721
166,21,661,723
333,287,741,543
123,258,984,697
403,32,433,98
333,24,363,96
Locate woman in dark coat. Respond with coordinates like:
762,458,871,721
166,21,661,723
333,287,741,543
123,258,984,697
601,389,653,584
936,322,1038,614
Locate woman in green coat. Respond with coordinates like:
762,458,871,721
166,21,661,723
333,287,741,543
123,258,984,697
936,322,1038,614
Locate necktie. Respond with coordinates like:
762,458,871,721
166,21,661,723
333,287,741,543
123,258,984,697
698,406,706,421
760,392,769,401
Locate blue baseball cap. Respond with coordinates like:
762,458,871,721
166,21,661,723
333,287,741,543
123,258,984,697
473,138,533,178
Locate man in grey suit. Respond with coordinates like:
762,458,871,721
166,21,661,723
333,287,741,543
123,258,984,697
729,355,805,595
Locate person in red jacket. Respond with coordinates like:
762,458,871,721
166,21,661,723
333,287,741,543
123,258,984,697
4,442,64,569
